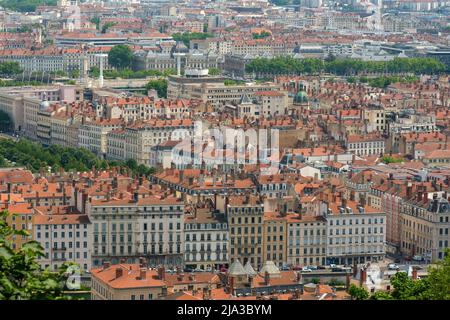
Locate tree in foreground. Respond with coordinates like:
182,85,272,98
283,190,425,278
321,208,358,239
0,210,76,300
348,284,369,300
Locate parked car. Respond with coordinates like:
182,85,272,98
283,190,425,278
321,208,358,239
394,258,401,263
412,255,424,262
302,267,312,272
205,267,213,272
317,265,327,270
388,263,399,270
292,265,303,271
332,267,344,272
183,268,193,273
281,266,291,271
307,265,318,270
193,268,203,272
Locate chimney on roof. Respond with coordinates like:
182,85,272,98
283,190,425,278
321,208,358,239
412,267,418,280
360,267,367,286
406,182,413,199
139,268,147,280
115,267,123,279
103,261,111,270
157,266,165,280
264,271,270,286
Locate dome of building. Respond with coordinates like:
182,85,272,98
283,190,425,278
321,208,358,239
294,90,308,104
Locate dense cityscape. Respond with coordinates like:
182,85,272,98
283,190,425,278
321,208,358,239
0,0,450,303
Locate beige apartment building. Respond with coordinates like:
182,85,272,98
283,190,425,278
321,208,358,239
262,211,287,268
401,191,450,261
227,195,264,269
120,119,194,166
78,118,124,157
286,214,327,267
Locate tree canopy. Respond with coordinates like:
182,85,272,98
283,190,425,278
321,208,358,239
108,45,134,70
171,32,214,47
252,31,271,39
0,138,155,177
0,110,13,132
146,79,168,98
0,0,57,12
245,57,445,77
0,61,23,76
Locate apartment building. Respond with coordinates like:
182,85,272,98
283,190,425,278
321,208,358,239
401,190,450,261
78,118,124,157
1,202,34,251
286,214,327,267
262,211,287,268
87,193,185,268
322,198,386,265
120,119,194,166
184,207,228,270
254,91,289,117
91,263,168,300
33,206,92,271
346,134,386,157
227,195,264,269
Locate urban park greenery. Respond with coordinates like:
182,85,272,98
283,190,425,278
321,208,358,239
0,138,155,177
245,57,445,77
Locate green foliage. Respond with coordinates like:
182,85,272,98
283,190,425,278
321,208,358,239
367,249,450,300
347,76,356,84
0,138,155,177
421,250,450,299
0,0,57,12
0,80,45,87
146,79,168,98
270,0,291,5
172,32,213,47
108,45,134,70
328,278,345,287
11,25,32,33
370,291,394,300
224,79,245,86
366,76,419,88
381,156,404,164
0,61,23,76
245,57,445,76
208,67,221,76
90,17,100,30
0,210,74,300
0,110,13,132
101,22,117,34
252,31,271,39
348,284,369,300
311,278,320,284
